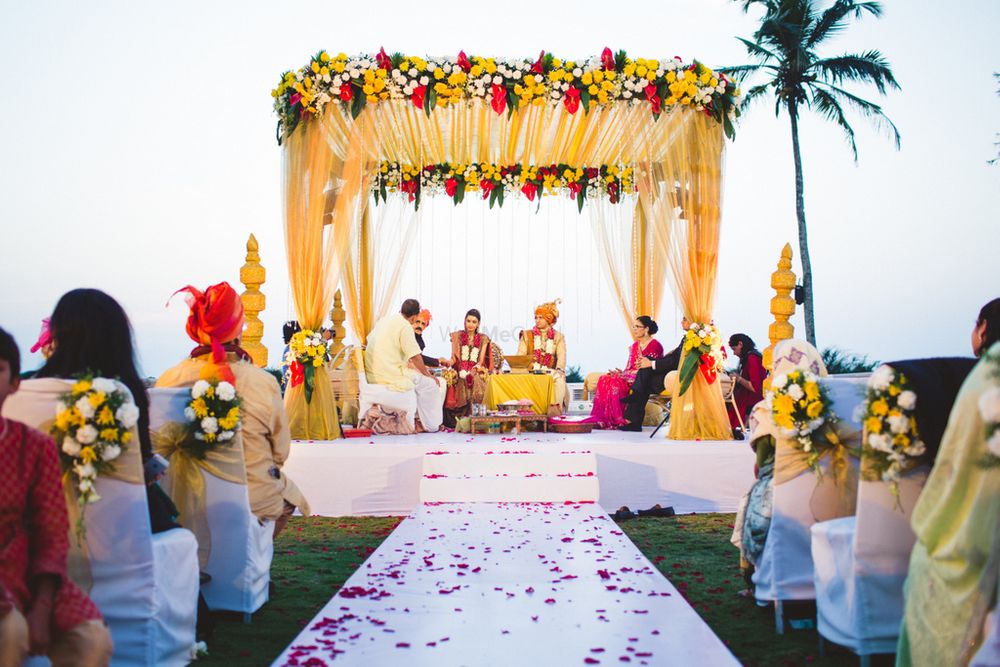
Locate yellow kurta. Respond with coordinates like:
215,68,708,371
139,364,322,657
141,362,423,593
156,353,310,521
517,329,568,408
897,343,1000,666
365,313,422,392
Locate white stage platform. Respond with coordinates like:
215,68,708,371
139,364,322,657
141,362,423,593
272,502,738,666
285,429,755,517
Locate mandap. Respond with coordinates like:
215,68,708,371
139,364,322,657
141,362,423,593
273,47,740,442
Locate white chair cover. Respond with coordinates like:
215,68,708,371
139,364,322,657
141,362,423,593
971,606,1000,666
148,388,273,615
811,468,928,655
4,378,199,666
355,349,418,429
753,375,867,603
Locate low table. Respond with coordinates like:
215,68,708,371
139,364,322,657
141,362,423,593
469,413,549,436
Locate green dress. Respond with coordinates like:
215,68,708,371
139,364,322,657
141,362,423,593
897,342,1000,665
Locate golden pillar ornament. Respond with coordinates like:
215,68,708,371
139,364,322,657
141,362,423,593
762,243,796,388
240,233,268,367
329,289,346,365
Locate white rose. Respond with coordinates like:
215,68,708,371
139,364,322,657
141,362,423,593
870,365,895,392
76,462,96,479
868,433,892,453
194,432,205,441
183,406,196,421
92,377,117,394
459,370,468,379
572,68,583,77
977,387,1000,424
896,390,917,411
887,413,911,435
78,478,95,494
101,444,121,461
787,384,805,401
201,417,219,434
76,424,98,444
216,382,236,402
219,431,234,441
116,402,140,429
987,431,1000,458
75,396,95,419
62,437,82,457
905,440,926,458
772,374,788,390
419,75,429,85
493,75,502,84
192,380,210,399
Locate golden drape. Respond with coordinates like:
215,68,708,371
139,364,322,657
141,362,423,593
283,101,728,439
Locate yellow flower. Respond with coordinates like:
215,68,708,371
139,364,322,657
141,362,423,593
889,384,901,397
635,65,648,78
319,52,330,63
581,72,593,85
773,394,795,416
666,71,677,83
588,84,599,96
806,401,824,419
312,357,323,368
774,413,795,430
871,399,889,416
81,446,97,463
100,428,119,443
470,64,484,77
191,398,209,419
804,382,820,401
865,416,883,434
73,379,92,394
88,392,106,410
96,405,115,426
893,434,911,447
121,430,133,444
433,67,445,80
593,70,604,83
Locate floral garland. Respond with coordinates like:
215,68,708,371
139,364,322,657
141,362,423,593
374,161,635,211
272,48,741,143
979,349,1000,467
770,370,841,475
288,329,330,403
860,365,927,492
50,376,139,540
531,327,557,371
458,332,483,387
677,322,725,396
183,379,241,459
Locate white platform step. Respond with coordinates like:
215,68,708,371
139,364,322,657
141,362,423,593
422,450,595,477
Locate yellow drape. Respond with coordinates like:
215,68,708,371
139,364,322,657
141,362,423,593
484,374,555,416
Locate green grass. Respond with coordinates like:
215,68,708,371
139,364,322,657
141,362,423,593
198,514,862,666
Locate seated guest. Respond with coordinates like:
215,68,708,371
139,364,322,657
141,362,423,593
156,282,310,537
412,309,449,369
727,333,765,433
0,327,113,667
620,317,689,431
897,298,1000,665
31,289,179,533
364,298,445,432
731,339,827,591
590,316,664,429
442,309,492,427
517,300,568,415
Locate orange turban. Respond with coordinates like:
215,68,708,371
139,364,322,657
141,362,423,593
534,299,561,325
419,309,432,324
172,282,245,365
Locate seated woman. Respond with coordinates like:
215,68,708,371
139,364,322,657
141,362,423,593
731,339,827,592
30,289,180,534
727,333,766,433
590,316,663,429
0,327,113,667
897,298,1000,665
442,309,491,428
517,300,568,415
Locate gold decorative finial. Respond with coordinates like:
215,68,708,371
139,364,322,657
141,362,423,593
240,233,268,367
762,243,796,387
329,289,346,366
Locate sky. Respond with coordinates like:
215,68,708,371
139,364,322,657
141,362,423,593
0,0,998,377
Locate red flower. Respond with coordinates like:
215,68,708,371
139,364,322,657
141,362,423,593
289,92,302,106
531,50,546,74
457,50,472,73
480,179,495,199
568,182,582,199
644,84,661,115
601,47,615,71
289,361,304,387
564,87,581,114
339,83,353,102
521,182,538,201
607,181,620,204
490,83,506,115
376,47,392,72
400,178,418,202
698,353,718,384
445,178,458,197
412,84,426,109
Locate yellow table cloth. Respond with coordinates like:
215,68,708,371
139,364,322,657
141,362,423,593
485,374,555,416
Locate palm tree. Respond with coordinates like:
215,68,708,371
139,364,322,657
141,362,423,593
723,0,900,345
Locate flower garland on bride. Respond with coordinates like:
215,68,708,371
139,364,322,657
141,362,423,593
458,332,483,386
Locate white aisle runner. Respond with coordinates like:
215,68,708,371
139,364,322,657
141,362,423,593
272,503,737,666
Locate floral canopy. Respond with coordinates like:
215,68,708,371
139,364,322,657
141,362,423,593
275,48,737,441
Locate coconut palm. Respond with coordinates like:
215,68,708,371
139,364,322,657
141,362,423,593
723,0,900,345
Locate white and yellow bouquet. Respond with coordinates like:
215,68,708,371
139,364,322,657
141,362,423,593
770,370,840,473
860,365,926,489
184,379,241,458
677,322,725,396
978,350,1000,467
288,329,330,403
51,376,139,536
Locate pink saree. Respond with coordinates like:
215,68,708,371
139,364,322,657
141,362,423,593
590,339,664,428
